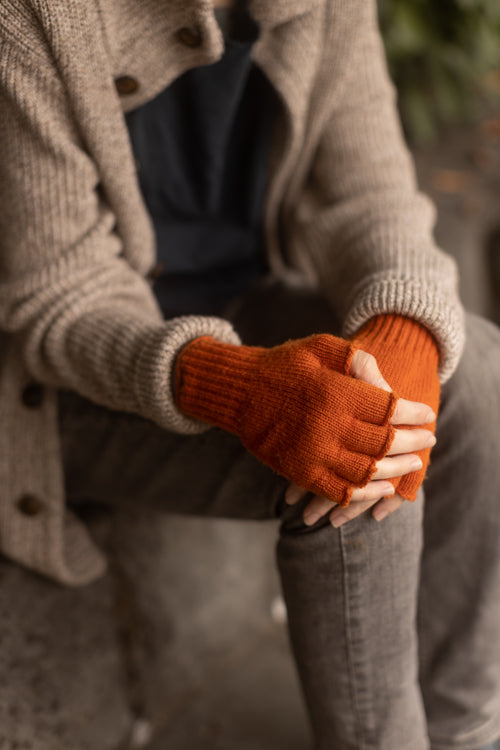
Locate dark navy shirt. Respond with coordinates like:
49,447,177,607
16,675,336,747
125,4,277,317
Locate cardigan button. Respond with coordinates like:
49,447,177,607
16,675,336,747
147,261,165,282
114,75,139,95
176,27,203,48
17,494,45,517
21,381,45,409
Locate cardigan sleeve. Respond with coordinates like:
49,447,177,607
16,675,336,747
289,0,465,383
0,32,240,434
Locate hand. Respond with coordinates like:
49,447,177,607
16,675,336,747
284,349,436,526
176,333,408,505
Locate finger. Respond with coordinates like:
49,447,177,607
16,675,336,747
330,485,403,528
285,482,308,505
387,428,436,456
372,494,406,522
350,351,436,426
303,495,337,525
391,397,436,425
350,350,392,392
329,483,394,527
329,497,376,527
371,453,423,480
350,480,395,504
303,480,394,526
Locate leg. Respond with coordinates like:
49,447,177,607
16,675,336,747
277,481,428,750
419,313,500,750
278,312,500,750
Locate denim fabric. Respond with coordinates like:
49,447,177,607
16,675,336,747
58,275,500,750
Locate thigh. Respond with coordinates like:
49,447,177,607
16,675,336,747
425,311,500,526
58,273,341,520
419,312,500,746
59,388,286,519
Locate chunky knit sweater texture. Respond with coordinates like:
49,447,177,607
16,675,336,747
0,0,464,584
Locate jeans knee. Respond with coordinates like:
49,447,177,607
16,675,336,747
278,487,424,551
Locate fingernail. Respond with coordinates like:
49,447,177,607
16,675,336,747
426,435,437,448
331,513,349,528
411,457,423,471
425,409,436,423
303,511,320,526
373,508,389,522
382,483,395,495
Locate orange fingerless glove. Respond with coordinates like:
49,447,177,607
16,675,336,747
175,334,398,507
351,314,440,500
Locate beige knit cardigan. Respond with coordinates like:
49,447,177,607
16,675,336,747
0,0,464,585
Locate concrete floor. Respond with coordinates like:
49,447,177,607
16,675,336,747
1,115,500,750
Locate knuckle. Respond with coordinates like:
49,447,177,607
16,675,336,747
357,485,371,502
357,351,376,374
392,400,403,422
364,352,377,368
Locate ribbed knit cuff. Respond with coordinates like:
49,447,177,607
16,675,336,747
342,278,464,384
133,316,242,434
175,337,263,434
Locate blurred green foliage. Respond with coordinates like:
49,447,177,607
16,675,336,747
378,0,500,142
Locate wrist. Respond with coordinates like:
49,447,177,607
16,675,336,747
351,314,440,401
175,336,262,433
352,315,440,502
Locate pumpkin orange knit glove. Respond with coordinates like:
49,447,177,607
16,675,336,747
175,334,398,507
351,314,440,501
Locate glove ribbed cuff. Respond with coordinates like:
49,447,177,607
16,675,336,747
175,337,264,434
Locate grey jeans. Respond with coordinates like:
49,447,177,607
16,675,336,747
59,276,500,750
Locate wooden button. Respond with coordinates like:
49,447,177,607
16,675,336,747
175,27,203,48
17,494,45,517
114,75,139,95
21,381,45,409
147,262,165,282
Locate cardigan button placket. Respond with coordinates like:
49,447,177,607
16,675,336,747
114,75,140,95
17,494,45,517
175,27,203,48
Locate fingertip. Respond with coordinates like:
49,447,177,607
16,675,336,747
373,507,389,522
285,483,305,505
391,399,437,426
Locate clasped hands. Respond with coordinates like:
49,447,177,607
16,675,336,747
176,332,437,524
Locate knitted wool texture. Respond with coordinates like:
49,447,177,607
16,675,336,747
351,314,440,500
175,334,398,507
